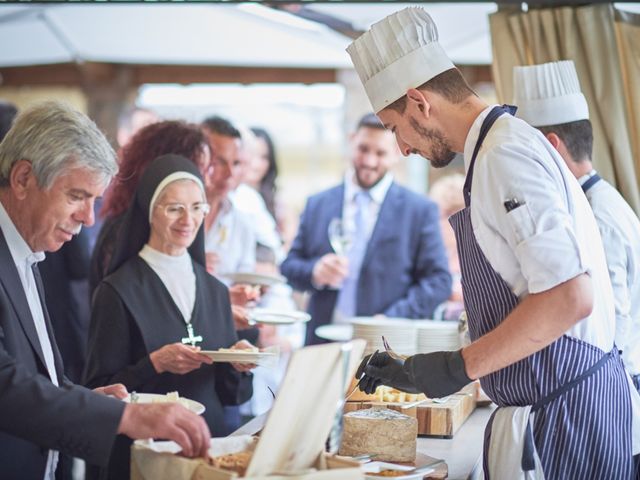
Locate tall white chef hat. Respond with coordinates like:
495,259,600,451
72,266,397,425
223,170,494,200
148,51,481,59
346,7,455,113
513,60,589,127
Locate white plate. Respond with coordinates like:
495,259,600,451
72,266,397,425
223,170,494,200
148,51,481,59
315,324,353,342
222,272,286,287
249,308,311,325
200,349,277,364
124,393,205,415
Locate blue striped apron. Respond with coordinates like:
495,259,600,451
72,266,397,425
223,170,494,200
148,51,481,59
449,105,633,478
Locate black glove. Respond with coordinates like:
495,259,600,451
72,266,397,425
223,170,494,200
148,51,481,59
355,351,421,394
403,349,472,398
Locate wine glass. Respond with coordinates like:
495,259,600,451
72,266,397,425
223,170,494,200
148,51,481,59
328,218,352,256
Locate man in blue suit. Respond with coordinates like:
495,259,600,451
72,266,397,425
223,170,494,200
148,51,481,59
281,113,452,345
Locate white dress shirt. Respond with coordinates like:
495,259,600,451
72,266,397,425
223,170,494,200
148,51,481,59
231,183,283,262
579,171,640,376
205,198,256,283
0,201,59,480
139,245,196,323
465,105,616,352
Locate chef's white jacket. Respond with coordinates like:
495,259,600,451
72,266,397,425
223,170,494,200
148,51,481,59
464,106,615,352
580,171,640,376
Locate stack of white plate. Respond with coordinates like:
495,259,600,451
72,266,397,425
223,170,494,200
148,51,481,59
351,317,418,356
414,320,460,353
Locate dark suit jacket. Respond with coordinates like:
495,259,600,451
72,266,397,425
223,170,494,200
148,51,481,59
0,228,124,480
281,182,452,345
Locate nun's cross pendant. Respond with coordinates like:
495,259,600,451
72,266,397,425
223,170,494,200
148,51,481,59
181,323,203,347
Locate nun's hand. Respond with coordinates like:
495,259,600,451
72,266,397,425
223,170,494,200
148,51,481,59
150,343,213,375
229,340,257,373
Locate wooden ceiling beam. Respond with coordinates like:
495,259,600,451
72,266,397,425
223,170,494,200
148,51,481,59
0,62,338,87
134,65,337,84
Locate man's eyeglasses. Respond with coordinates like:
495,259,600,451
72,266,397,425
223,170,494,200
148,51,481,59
156,202,210,220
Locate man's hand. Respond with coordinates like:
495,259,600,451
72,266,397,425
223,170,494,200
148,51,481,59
229,284,261,306
312,254,349,288
93,383,128,399
118,403,211,458
355,352,420,394
149,343,213,375
231,305,257,330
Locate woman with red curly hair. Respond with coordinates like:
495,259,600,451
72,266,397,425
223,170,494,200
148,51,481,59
89,121,211,297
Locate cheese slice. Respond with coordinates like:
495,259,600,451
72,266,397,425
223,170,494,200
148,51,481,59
339,407,417,462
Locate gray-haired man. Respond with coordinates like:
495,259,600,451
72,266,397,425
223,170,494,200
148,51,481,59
0,101,210,480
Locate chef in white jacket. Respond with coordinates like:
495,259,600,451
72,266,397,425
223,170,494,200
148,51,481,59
513,60,640,394
349,7,639,479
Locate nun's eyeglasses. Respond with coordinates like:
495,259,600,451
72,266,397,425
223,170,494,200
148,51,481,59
156,202,211,220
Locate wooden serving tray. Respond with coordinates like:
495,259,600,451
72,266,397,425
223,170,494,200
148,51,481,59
344,383,477,438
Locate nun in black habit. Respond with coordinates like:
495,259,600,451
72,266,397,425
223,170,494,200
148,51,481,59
84,154,254,480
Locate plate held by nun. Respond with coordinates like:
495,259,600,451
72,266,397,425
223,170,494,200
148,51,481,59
199,347,278,367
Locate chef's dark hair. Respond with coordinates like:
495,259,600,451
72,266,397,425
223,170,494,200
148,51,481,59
385,68,476,113
538,120,593,163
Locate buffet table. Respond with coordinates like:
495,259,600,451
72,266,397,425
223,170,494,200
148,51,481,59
417,405,495,480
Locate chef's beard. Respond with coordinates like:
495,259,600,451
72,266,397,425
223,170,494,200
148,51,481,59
409,117,456,168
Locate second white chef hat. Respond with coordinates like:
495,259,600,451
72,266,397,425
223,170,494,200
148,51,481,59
513,60,589,127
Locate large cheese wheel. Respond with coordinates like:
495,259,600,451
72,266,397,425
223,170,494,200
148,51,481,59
339,407,417,462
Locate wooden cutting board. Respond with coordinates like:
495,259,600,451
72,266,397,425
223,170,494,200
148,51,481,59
344,383,477,438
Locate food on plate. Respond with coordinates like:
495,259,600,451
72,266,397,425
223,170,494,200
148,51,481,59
150,391,191,409
208,451,253,475
339,407,417,462
217,346,259,353
369,470,413,477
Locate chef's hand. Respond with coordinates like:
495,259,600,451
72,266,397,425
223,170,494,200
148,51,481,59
355,352,420,394
150,343,213,375
403,350,472,398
